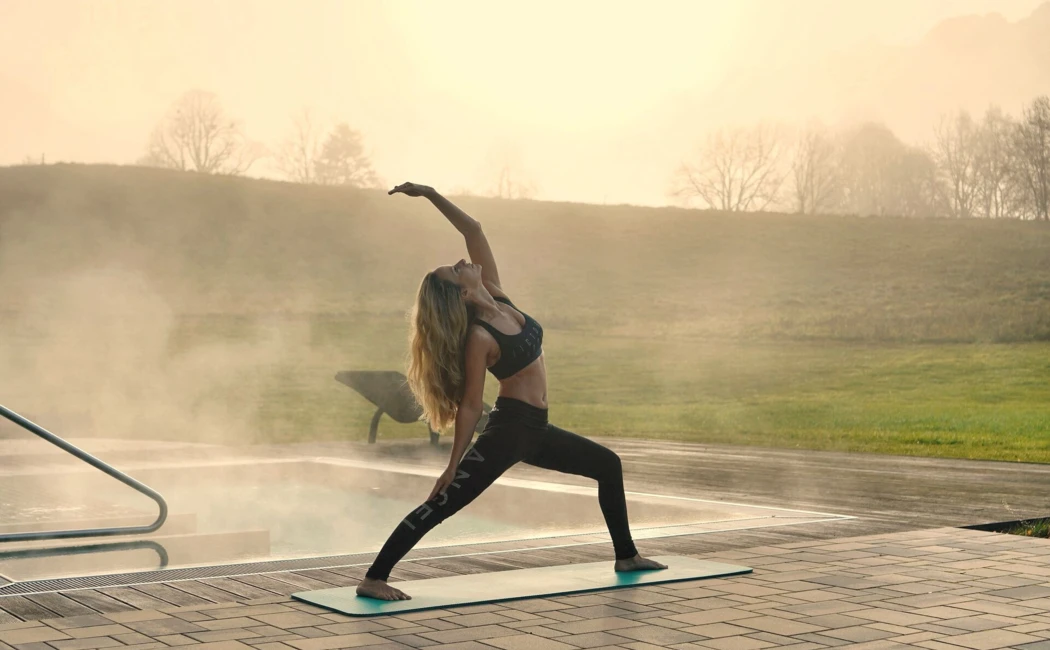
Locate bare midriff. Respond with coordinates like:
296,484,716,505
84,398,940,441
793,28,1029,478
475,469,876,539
495,353,547,409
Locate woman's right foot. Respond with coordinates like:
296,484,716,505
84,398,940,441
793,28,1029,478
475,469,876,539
356,577,412,600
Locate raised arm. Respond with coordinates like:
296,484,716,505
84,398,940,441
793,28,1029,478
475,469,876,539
390,182,503,291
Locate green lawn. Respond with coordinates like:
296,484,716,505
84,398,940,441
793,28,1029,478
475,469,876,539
1,164,1048,463
163,312,1050,463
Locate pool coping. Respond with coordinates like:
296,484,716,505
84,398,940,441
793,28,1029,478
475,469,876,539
0,458,853,594
4,525,1050,650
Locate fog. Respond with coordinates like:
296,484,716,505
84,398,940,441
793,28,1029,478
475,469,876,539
2,0,1048,206
1,1,1049,580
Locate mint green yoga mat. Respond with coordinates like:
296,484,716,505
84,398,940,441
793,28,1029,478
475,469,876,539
292,555,752,617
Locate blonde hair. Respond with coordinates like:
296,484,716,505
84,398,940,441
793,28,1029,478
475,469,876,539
405,272,476,431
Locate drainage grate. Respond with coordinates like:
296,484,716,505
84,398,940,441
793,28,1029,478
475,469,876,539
0,521,735,595
0,516,853,596
0,532,607,595
0,550,380,596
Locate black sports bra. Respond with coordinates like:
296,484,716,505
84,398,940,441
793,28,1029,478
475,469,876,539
474,295,544,380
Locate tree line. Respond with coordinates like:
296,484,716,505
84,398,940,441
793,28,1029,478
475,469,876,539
136,90,382,189
670,96,1050,220
134,89,537,199
24,87,1046,219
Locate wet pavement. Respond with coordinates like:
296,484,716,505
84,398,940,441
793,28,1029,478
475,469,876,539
2,435,1049,649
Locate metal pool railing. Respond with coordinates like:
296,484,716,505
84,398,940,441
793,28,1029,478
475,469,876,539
0,405,168,543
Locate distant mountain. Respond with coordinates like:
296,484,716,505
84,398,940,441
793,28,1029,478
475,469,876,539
873,1,1050,136
0,75,106,165
600,2,1050,206
0,76,54,163
646,1,1050,143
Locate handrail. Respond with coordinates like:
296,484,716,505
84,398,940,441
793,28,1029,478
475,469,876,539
0,405,168,543
0,539,169,568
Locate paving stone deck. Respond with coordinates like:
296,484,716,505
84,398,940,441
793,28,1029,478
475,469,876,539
3,437,1049,648
2,527,1050,649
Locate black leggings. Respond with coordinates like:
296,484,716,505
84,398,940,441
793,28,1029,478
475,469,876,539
364,396,638,581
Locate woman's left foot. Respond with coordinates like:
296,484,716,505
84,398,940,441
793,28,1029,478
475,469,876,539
614,554,668,572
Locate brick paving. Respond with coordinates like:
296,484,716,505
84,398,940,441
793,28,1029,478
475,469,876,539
3,527,1049,649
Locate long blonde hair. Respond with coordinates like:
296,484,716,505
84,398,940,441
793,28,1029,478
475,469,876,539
406,272,477,431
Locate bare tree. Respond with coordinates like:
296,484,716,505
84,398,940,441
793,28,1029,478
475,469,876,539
490,163,537,199
139,90,264,175
276,107,323,184
672,123,788,212
480,143,537,200
1013,95,1050,221
930,111,981,218
314,122,382,188
975,106,1020,219
792,122,841,214
895,147,942,218
838,122,940,218
448,185,478,197
839,123,897,216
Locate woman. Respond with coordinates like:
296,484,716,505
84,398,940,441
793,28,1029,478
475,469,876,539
356,182,667,601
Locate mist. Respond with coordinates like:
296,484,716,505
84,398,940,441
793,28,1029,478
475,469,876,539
2,0,1048,206
1,1,1049,582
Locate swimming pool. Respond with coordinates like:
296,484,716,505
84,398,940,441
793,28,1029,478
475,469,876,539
0,457,848,582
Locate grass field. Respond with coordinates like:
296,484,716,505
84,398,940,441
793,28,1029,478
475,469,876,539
1004,518,1050,538
1,164,1048,462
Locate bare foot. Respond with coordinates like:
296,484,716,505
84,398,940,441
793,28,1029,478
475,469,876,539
614,554,668,572
356,577,412,600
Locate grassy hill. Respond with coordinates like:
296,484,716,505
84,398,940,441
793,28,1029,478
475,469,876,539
1,164,1048,461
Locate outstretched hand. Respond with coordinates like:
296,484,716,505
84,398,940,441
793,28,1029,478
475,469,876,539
428,466,457,502
388,182,434,198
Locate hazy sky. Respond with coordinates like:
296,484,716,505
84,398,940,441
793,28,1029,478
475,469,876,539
0,0,1044,206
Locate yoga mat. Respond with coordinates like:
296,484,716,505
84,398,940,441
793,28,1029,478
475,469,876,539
292,555,752,617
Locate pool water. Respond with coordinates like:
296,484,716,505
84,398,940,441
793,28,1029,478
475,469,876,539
0,457,843,581
155,471,536,556
103,459,715,554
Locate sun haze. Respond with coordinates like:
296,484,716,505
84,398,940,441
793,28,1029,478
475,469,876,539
0,0,1046,205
